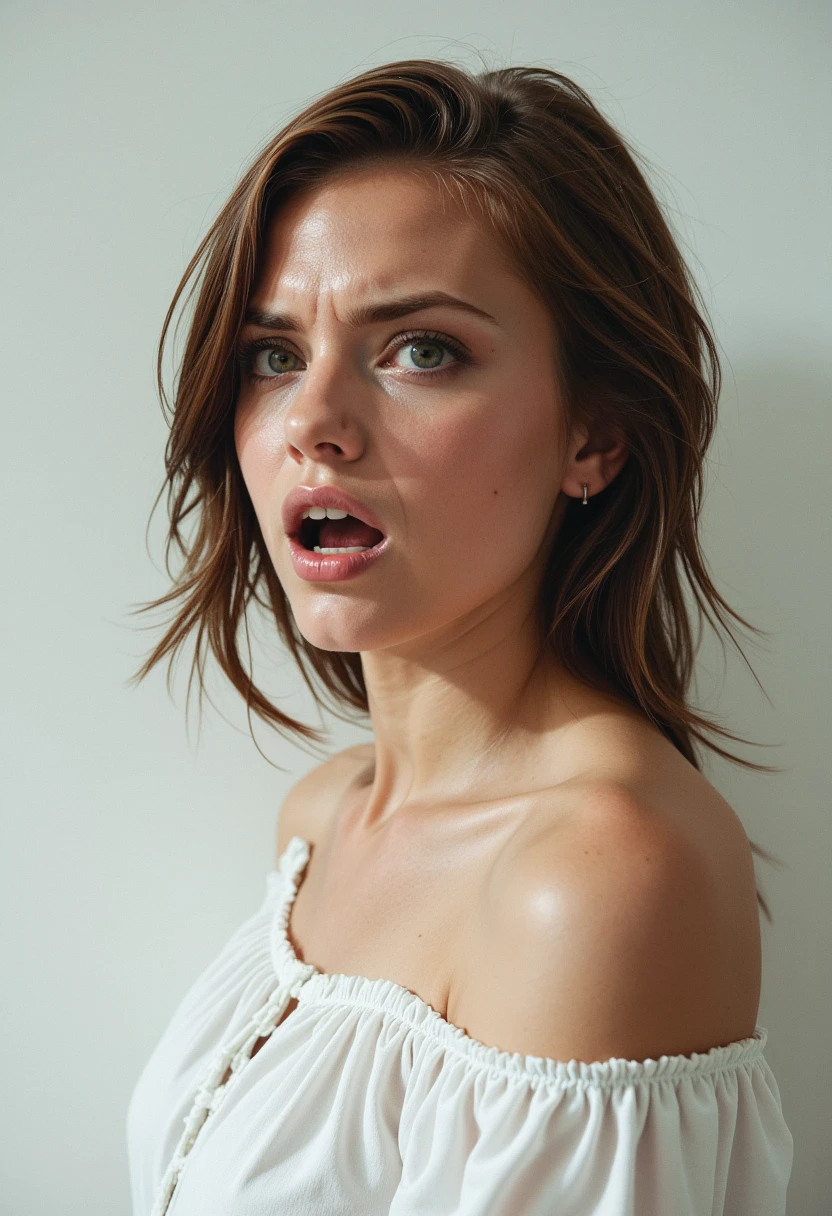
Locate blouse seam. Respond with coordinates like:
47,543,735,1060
267,841,768,1093
294,987,768,1093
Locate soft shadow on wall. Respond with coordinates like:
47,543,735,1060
696,357,830,1216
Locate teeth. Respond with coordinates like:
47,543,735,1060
302,507,349,520
299,506,374,554
313,545,371,554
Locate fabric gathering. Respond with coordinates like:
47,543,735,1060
126,836,794,1215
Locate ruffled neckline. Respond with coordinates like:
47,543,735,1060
264,835,769,1090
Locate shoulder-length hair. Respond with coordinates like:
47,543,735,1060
129,59,778,914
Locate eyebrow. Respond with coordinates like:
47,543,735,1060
242,291,498,331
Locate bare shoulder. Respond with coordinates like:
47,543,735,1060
481,756,762,1063
275,743,374,862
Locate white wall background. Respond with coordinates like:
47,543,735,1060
1,2,828,1212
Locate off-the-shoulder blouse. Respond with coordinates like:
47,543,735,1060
126,835,793,1215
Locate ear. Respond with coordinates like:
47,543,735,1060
561,419,629,503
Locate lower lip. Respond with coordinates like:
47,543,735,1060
287,535,390,582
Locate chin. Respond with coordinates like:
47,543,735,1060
290,605,391,655
291,597,447,655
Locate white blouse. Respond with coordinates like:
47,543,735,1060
126,836,793,1215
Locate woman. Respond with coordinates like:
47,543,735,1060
126,60,793,1214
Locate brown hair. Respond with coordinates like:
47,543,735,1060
128,59,779,915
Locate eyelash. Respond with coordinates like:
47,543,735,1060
234,329,472,383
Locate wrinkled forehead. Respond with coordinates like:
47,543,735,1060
250,166,521,315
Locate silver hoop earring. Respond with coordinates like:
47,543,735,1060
581,483,588,506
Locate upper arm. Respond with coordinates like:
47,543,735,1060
275,743,374,861
484,786,760,1063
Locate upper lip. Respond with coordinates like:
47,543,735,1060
281,484,387,540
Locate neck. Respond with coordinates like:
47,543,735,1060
355,574,568,829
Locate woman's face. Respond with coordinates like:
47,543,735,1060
234,165,575,654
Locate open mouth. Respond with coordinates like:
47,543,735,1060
297,512,386,554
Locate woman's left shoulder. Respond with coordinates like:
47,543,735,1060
521,703,759,892
478,730,762,1063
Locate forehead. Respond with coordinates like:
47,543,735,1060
251,166,522,306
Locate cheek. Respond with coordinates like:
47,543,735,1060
234,406,285,542
409,390,560,569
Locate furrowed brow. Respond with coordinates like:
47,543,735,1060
242,291,497,331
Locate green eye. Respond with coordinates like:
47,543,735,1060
391,332,466,372
407,341,445,369
258,348,300,375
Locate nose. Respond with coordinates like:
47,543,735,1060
283,356,366,466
